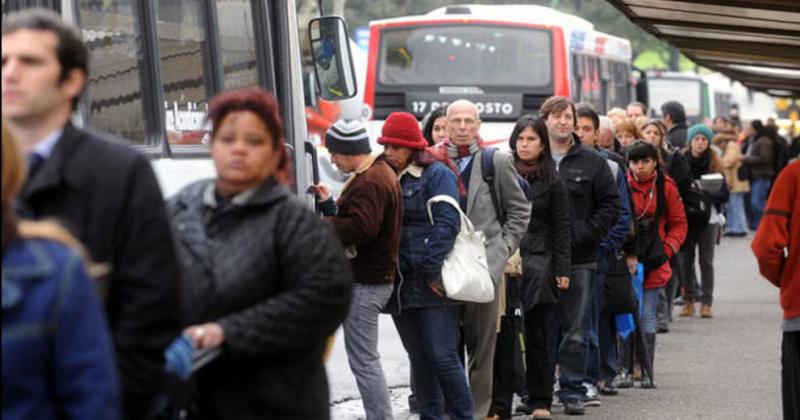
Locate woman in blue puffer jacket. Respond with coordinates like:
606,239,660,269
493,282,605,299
380,112,474,419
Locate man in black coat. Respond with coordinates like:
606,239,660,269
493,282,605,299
541,96,620,415
3,10,182,419
662,101,689,150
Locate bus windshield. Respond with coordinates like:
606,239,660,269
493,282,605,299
378,24,552,88
648,78,703,119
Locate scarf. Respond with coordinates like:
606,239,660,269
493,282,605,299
514,159,540,184
445,137,483,159
687,150,711,179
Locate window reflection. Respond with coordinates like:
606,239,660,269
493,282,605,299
217,0,257,90
157,0,211,146
79,0,148,145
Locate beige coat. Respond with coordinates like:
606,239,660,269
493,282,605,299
719,138,750,193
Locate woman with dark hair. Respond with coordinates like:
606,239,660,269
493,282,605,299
679,125,729,319
742,120,774,229
489,116,571,420
422,107,448,146
2,123,119,420
380,112,474,419
167,88,353,419
626,140,687,388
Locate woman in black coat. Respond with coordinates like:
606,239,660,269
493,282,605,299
489,116,571,420
167,89,353,420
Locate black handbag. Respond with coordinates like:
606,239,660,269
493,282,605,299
737,162,750,182
602,251,637,314
636,171,669,275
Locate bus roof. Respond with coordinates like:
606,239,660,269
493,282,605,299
369,4,631,62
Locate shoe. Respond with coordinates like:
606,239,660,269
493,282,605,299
680,301,695,317
598,383,618,396
584,395,602,407
563,399,586,415
515,402,533,415
615,371,633,389
674,295,685,306
532,408,553,419
700,304,713,318
657,325,670,334
486,416,501,420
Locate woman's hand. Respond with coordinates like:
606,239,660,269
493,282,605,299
556,276,569,290
626,255,639,275
314,183,332,201
185,323,225,349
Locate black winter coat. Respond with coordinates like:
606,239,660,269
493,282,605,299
666,122,688,150
168,178,353,420
20,123,183,419
519,177,571,309
558,136,621,265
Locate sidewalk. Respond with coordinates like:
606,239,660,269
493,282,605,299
328,234,783,419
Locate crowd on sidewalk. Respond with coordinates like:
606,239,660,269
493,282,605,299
3,9,799,420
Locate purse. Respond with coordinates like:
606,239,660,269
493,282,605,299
427,195,495,303
602,251,638,315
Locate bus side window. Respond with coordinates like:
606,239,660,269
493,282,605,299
79,2,149,145
217,0,258,91
157,1,213,148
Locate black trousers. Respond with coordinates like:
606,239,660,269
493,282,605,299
784,331,800,420
525,304,558,410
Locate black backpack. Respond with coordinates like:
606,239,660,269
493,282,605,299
481,147,531,225
773,136,791,177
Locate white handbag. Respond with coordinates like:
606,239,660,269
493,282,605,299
427,195,495,303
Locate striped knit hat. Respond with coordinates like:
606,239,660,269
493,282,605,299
325,119,371,155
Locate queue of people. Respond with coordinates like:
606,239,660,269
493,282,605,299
3,8,798,420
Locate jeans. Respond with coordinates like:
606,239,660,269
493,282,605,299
557,268,595,402
394,306,474,420
750,178,772,229
657,258,681,330
586,268,604,385
641,288,661,335
681,223,719,305
784,331,800,420
725,192,749,234
343,283,394,420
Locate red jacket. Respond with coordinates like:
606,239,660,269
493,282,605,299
628,171,688,289
752,161,800,320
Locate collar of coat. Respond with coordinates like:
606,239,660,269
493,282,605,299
2,240,56,310
398,163,423,180
22,123,87,198
341,153,381,194
176,177,290,211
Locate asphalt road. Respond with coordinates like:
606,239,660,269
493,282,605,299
327,234,784,419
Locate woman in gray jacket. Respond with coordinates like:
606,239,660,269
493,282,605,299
167,88,353,420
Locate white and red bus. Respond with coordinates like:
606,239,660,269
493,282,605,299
362,4,634,147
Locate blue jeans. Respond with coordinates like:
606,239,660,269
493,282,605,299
641,288,661,335
393,307,474,420
586,267,604,385
343,283,394,420
750,178,772,229
557,268,595,402
725,192,748,234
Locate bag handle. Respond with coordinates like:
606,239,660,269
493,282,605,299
426,195,476,234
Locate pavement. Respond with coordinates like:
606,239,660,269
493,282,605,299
327,233,784,419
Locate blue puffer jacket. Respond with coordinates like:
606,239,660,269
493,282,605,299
385,161,460,312
2,238,119,420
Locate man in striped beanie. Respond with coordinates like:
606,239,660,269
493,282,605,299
317,118,402,420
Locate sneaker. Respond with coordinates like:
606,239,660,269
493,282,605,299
514,402,533,415
700,304,713,318
615,371,634,389
598,383,618,396
680,302,695,317
563,399,586,415
583,383,598,399
584,395,602,407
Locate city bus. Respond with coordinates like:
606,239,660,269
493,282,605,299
362,4,634,147
2,0,355,199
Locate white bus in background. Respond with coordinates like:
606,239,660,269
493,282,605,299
3,0,356,199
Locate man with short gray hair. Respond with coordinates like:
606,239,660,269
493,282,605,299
444,99,530,417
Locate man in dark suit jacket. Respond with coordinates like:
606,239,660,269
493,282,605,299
3,10,182,419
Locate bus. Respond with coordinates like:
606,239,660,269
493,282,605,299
362,4,634,146
2,0,355,199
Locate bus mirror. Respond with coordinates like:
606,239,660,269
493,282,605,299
308,16,357,101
